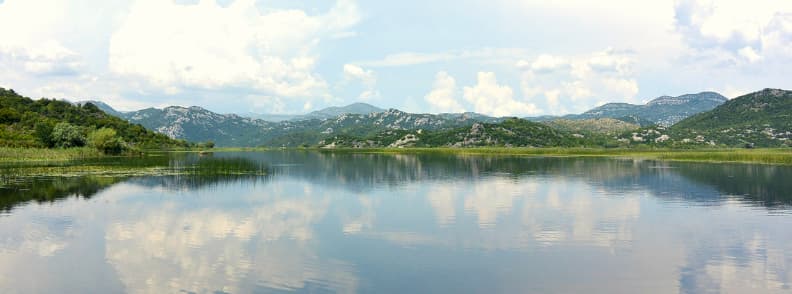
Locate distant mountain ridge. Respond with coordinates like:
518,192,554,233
669,88,792,147
242,102,384,122
529,92,728,126
320,118,583,148
617,89,792,147
89,102,504,147
75,90,754,148
74,100,125,118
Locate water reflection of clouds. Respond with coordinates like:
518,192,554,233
426,177,639,249
103,186,358,293
678,226,792,293
0,215,73,257
0,180,360,293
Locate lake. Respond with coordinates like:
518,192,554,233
1,151,791,293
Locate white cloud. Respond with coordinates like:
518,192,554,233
674,0,792,62
358,90,380,100
343,64,379,100
463,72,539,117
601,77,639,98
523,54,569,74
518,49,639,115
0,0,83,76
357,48,532,67
424,71,464,113
738,46,762,63
108,0,360,98
343,64,376,87
358,52,457,67
587,49,632,74
762,13,792,59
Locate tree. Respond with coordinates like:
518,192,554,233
0,108,21,124
204,141,215,149
87,128,124,154
51,122,86,148
34,122,55,147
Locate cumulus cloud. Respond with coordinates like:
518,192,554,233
0,0,83,76
517,49,639,115
424,71,464,113
343,64,376,87
737,46,762,63
587,49,633,74
464,72,540,117
357,48,532,67
674,0,792,63
109,0,360,97
343,64,379,100
518,54,570,74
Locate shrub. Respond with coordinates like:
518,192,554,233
51,122,86,148
87,128,125,154
34,122,55,147
0,108,21,124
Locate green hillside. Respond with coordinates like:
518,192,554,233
320,118,586,148
0,88,187,150
669,88,791,147
616,89,792,148
543,118,639,135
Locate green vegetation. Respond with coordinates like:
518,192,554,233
0,147,103,163
87,127,125,154
317,147,792,165
321,118,587,148
542,118,639,135
0,152,267,179
617,89,792,148
0,87,187,151
0,155,269,212
670,89,792,147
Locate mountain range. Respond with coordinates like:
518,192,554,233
61,89,792,148
528,92,728,126
621,88,792,147
242,102,384,122
89,103,506,147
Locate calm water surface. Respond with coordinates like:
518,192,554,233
1,151,792,293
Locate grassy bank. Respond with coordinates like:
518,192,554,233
3,146,791,166
314,147,792,165
651,149,792,165
0,147,106,163
0,146,221,163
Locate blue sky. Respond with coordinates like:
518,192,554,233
0,0,790,116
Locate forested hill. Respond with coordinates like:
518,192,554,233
615,89,792,148
669,88,792,147
319,118,587,148
0,88,186,149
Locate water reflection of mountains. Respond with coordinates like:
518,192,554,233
241,151,792,208
1,152,790,213
0,155,270,212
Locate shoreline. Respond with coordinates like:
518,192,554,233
1,146,791,166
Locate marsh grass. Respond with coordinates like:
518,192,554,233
316,147,792,165
0,154,268,179
0,147,104,163
651,149,792,165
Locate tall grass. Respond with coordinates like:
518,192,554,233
0,147,104,163
652,149,792,165
317,147,792,165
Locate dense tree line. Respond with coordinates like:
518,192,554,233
0,87,189,151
